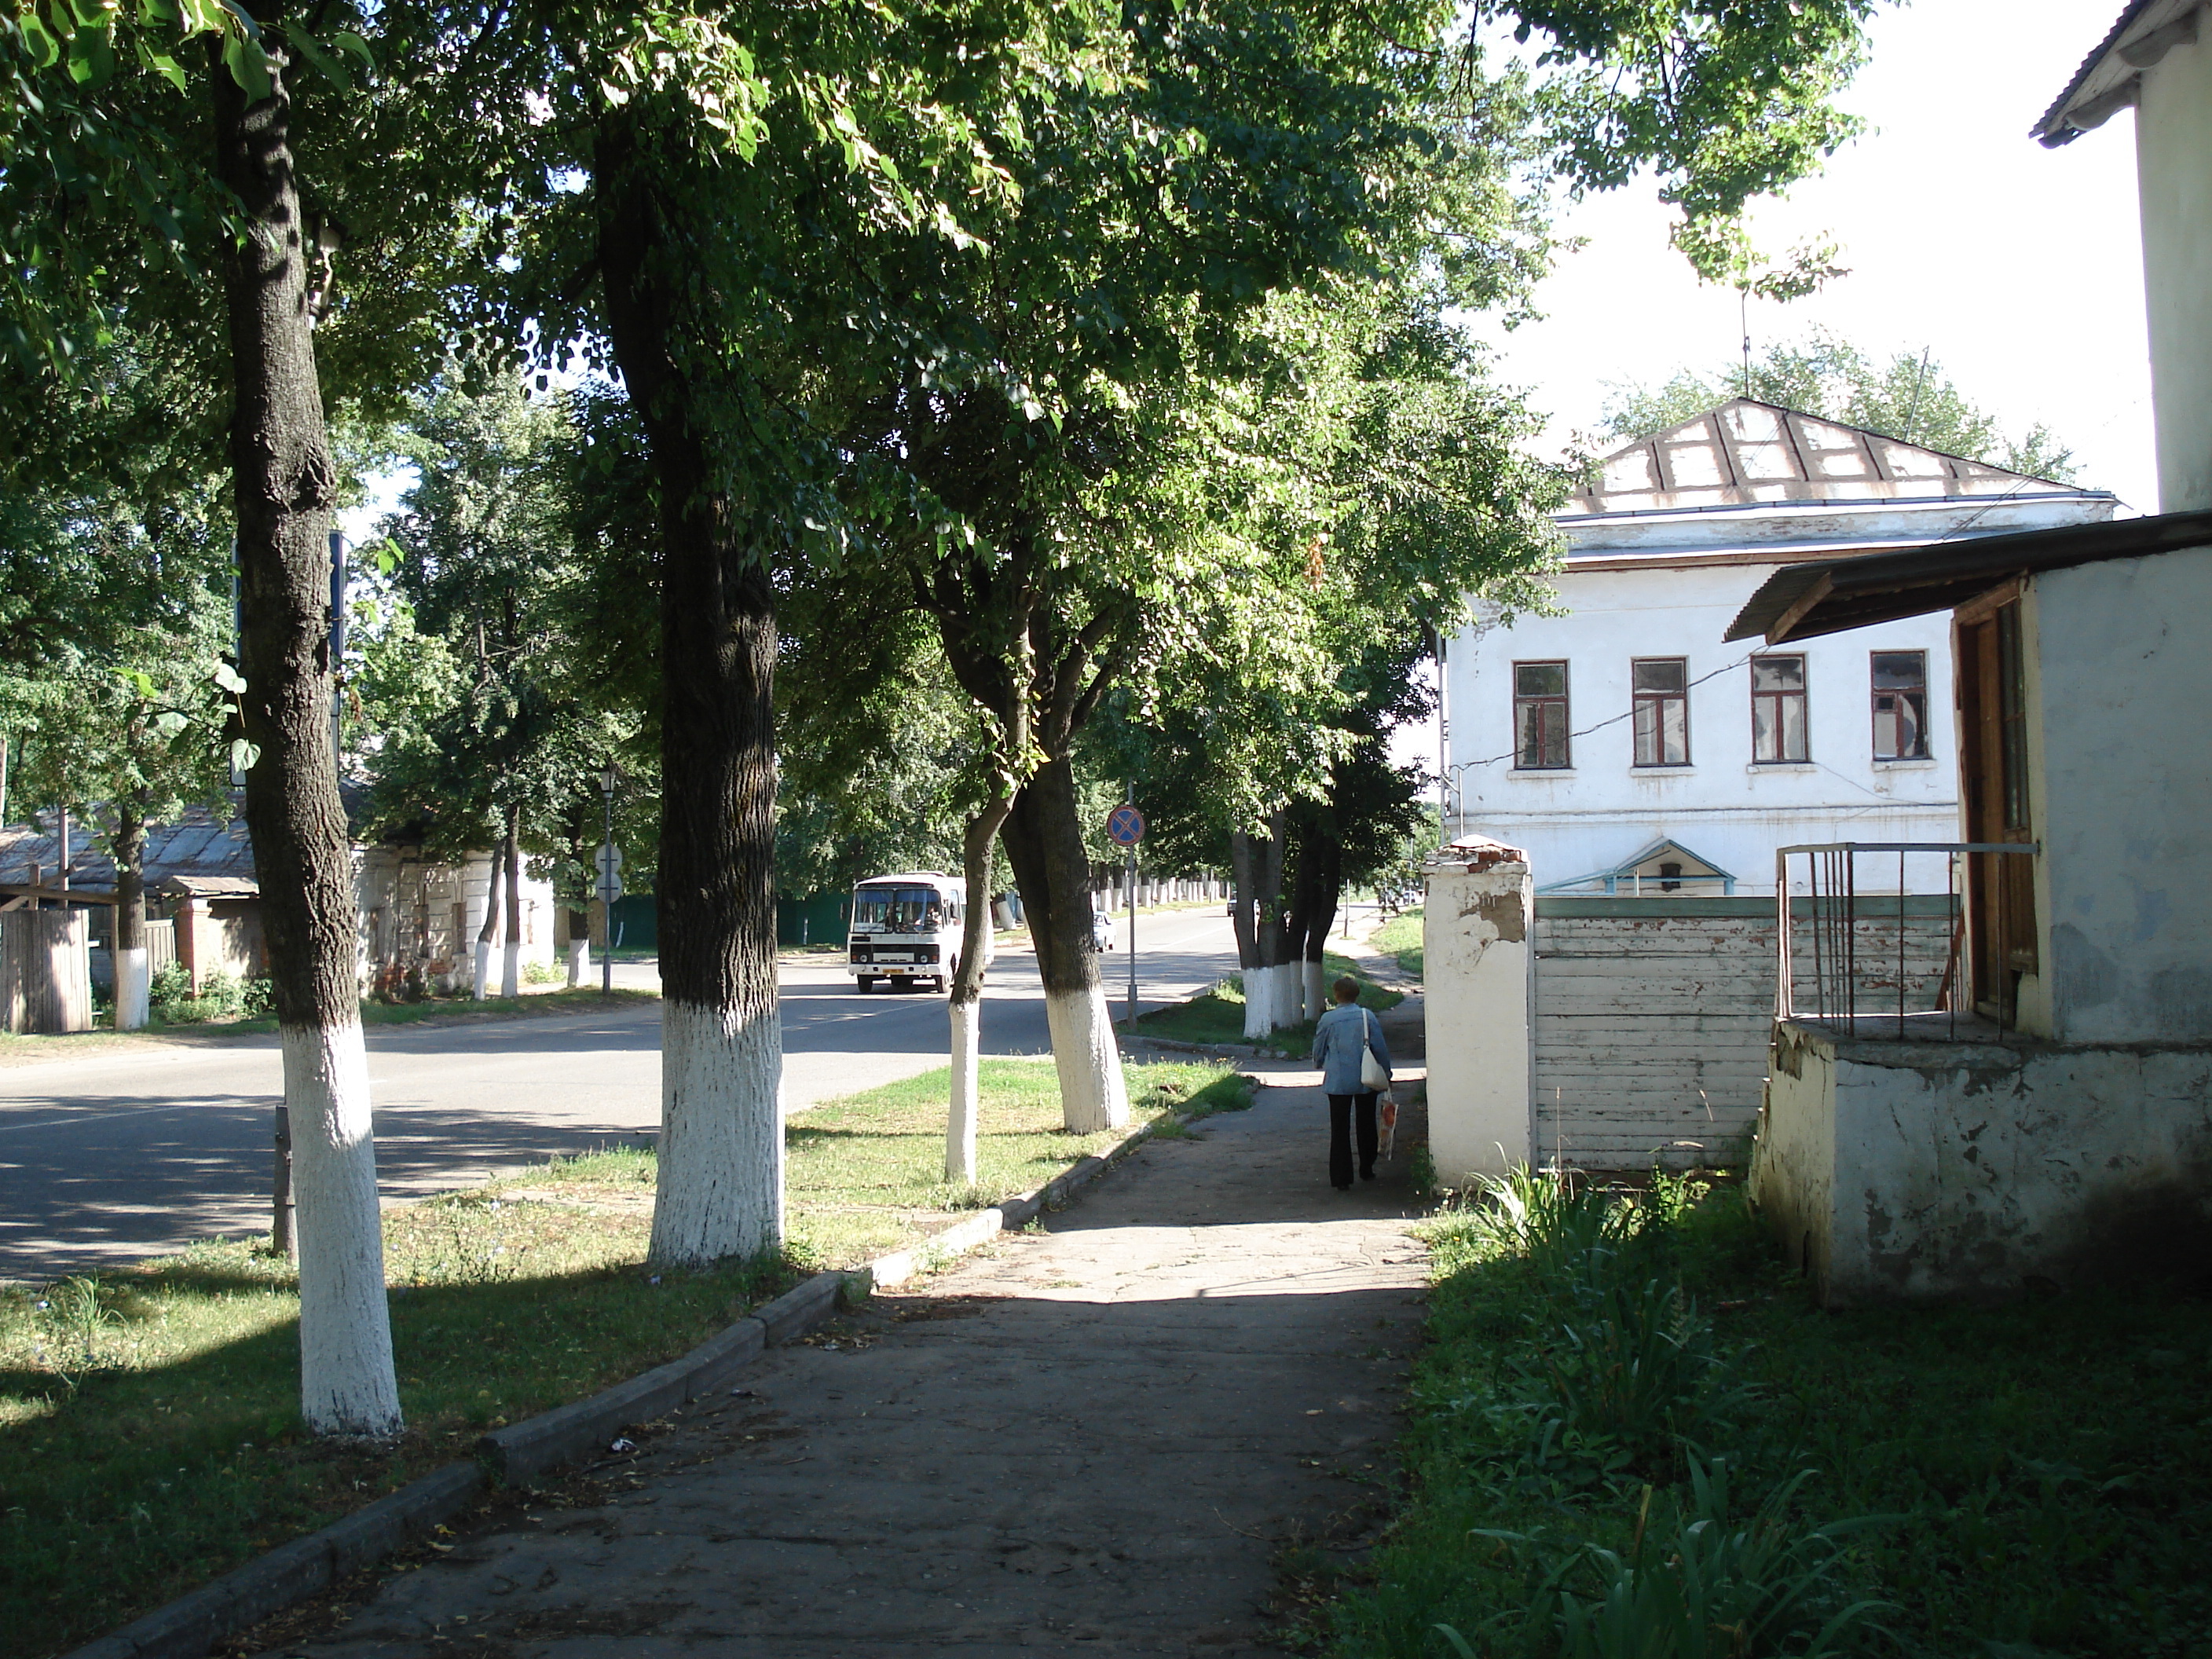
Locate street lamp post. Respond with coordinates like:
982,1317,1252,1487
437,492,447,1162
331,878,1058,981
599,764,619,995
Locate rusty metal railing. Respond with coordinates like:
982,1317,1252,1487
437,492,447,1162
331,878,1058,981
1775,842,2037,1038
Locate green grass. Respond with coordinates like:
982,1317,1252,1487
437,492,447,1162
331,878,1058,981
0,989,659,1060
1324,1175,2212,1658
0,1058,1246,1657
1369,907,1423,982
1126,953,1401,1055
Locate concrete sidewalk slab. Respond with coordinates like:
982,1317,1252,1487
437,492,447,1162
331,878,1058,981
246,1082,1432,1658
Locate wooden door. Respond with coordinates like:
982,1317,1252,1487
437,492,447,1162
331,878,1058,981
1956,596,2037,1023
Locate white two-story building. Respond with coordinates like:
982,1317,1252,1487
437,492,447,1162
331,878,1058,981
1444,399,2118,894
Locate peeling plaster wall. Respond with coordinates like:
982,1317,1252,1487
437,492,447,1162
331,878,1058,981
2033,548,2212,1043
2137,22,2212,513
1424,845,1534,1183
1755,1020,2212,1303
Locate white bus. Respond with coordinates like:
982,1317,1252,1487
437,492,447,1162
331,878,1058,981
847,872,966,994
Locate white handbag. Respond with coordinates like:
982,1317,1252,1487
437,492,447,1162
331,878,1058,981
1354,1008,1390,1093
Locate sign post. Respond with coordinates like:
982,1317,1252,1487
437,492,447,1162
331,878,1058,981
1106,797,1146,1026
594,843,623,994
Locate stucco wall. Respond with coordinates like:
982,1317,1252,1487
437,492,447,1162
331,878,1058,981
2137,24,2212,512
1423,844,1534,1184
1450,561,1959,889
2031,547,2212,1043
1756,1020,2212,1303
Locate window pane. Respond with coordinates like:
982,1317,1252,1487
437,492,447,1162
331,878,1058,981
1753,698,1778,762
1752,655,1804,691
1516,701,1544,767
1633,658,1686,694
1661,698,1688,764
1515,661,1566,698
1781,696,1807,761
1872,650,1925,691
1633,701,1659,765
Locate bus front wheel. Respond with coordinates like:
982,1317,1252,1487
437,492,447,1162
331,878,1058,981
856,975,877,994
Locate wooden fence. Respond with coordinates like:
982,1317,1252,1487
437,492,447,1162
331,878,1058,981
1,907,93,1034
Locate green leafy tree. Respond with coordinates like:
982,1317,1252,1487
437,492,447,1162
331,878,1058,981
1602,330,2082,482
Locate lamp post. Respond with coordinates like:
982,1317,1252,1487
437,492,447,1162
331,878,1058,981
598,764,619,994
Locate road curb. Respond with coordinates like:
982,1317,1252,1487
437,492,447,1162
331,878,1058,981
64,1461,485,1659
61,1108,1178,1659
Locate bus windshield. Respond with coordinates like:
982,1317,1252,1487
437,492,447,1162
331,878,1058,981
851,886,945,933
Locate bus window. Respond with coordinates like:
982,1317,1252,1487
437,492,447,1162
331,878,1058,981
852,886,942,932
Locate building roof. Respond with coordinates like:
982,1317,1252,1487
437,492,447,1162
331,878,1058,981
2034,0,2202,146
1725,508,2212,644
0,805,257,893
1567,400,2089,520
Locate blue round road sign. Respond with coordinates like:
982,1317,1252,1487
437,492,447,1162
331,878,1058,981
1106,804,1146,847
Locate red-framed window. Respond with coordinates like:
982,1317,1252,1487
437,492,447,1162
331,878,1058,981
1514,661,1570,769
1632,657,1690,767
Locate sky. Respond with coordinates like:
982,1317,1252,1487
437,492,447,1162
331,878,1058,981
1474,0,2155,508
1393,0,2158,775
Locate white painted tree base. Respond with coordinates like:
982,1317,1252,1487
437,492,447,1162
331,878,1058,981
947,997,980,1183
280,1020,404,1439
1271,961,1302,1029
1302,959,1328,1024
471,941,492,1001
115,947,149,1031
1046,983,1128,1133
651,998,783,1267
565,939,589,988
500,941,522,1000
1242,965,1276,1038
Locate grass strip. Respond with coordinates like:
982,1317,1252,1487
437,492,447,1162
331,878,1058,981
2,1058,1247,1658
1326,1174,2212,1657
1368,908,1423,982
0,988,658,1064
1126,952,1401,1055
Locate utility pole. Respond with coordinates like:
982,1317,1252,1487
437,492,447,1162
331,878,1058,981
1125,784,1138,1027
597,764,621,995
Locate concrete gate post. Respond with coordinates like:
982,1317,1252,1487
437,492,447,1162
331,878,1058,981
1423,837,1533,1185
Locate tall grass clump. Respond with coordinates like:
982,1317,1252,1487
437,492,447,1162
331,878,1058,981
1328,1163,2212,1658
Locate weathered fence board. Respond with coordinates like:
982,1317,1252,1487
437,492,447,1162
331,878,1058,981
1531,896,1952,1170
1,908,93,1033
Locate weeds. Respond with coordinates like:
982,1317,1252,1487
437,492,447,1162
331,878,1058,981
1329,1168,2212,1658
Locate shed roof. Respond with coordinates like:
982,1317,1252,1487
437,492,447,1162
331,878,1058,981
1567,400,2094,519
2034,0,2202,146
0,805,257,892
1724,508,2212,644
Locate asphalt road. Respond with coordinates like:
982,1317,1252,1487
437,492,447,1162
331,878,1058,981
0,907,1244,1281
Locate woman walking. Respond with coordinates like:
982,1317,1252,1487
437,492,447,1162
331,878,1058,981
1311,976,1391,1191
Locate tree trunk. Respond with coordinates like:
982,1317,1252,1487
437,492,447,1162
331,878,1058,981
214,33,400,1439
500,805,522,998
472,848,501,1001
114,795,150,1031
598,112,782,1267
1284,813,1339,1023
566,907,591,987
947,795,1012,1183
1258,813,1300,1028
1229,830,1270,1038
999,757,1126,1133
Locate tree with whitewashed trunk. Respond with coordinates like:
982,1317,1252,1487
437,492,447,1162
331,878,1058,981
499,808,523,998
214,30,401,1437
947,792,1014,1183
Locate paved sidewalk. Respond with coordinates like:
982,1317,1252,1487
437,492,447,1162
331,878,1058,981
251,1080,1432,1658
